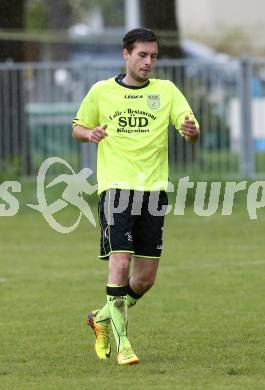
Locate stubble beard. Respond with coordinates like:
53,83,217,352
130,69,149,83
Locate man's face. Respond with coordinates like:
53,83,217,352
123,41,158,83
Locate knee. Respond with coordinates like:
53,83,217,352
135,276,155,293
116,260,130,275
109,253,131,277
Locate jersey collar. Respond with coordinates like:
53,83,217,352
115,73,150,89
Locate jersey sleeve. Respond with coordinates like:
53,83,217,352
169,81,199,134
72,84,99,128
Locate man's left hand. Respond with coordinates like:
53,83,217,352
181,116,200,144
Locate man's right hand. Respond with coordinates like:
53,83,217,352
72,124,108,143
88,125,108,144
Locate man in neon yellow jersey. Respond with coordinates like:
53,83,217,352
72,28,200,366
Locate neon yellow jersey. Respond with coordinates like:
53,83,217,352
73,76,199,194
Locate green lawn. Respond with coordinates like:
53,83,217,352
1,194,265,389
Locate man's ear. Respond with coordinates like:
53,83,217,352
122,48,129,60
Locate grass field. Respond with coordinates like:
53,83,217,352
1,187,265,389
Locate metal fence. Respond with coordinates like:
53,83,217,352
1,58,265,179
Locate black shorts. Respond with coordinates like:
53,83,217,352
98,189,168,260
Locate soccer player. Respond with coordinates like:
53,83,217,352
72,28,200,365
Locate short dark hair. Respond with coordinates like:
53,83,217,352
122,28,159,53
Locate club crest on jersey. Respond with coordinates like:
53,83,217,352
147,94,160,110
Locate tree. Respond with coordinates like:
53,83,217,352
72,0,124,27
46,0,73,61
0,0,26,61
0,0,28,176
140,0,182,58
